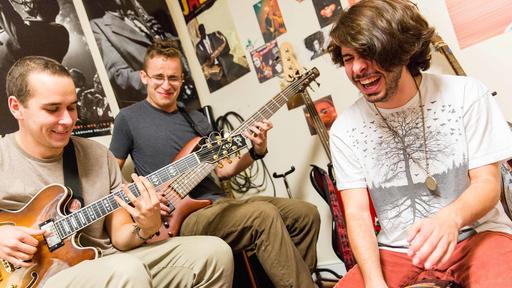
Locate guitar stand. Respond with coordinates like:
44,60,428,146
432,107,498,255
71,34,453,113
272,166,295,198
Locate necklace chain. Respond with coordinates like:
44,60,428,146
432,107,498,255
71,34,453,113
373,77,432,178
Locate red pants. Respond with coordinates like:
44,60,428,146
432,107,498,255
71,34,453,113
336,231,512,287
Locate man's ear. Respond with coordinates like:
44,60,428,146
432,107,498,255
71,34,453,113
140,70,149,85
8,96,23,120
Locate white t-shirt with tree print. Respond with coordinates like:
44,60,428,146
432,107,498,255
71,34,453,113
330,73,512,251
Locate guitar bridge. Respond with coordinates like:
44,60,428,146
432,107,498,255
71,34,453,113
39,219,64,252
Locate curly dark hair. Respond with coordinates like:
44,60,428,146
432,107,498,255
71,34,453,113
328,0,435,76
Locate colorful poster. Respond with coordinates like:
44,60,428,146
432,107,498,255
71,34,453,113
0,0,113,137
445,0,512,49
179,0,216,24
82,0,200,110
253,0,287,43
187,0,250,92
250,40,282,83
303,95,338,135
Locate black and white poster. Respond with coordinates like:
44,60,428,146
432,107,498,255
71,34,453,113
82,0,200,110
0,0,113,137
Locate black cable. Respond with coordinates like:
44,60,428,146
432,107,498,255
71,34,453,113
215,111,276,197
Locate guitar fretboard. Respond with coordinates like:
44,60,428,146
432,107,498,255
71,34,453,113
52,149,210,239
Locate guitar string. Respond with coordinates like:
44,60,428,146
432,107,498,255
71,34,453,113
303,91,332,161
160,70,318,203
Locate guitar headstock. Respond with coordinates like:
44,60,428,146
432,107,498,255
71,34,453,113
279,42,306,109
196,132,247,165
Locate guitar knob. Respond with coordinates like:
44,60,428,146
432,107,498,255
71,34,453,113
155,231,160,236
164,221,169,228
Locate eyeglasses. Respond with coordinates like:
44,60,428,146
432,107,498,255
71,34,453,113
144,72,184,86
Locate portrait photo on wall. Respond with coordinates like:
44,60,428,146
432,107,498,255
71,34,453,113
302,95,338,135
186,0,250,93
250,40,282,83
304,29,329,60
0,0,113,137
254,0,287,43
82,0,200,110
313,0,342,28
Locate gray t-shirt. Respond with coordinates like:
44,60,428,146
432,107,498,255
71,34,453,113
0,134,123,255
109,100,225,200
330,73,512,250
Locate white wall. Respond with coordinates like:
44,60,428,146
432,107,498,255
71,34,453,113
74,0,512,272
165,0,512,271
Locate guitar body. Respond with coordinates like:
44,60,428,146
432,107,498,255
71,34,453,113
0,184,97,288
147,137,213,243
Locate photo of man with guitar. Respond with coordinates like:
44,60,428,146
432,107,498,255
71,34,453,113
110,39,322,287
194,23,249,92
0,56,233,287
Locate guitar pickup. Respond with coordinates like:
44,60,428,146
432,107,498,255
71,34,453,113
39,219,64,252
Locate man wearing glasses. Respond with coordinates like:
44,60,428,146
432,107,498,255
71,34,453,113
110,39,321,287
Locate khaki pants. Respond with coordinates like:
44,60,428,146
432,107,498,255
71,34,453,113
43,235,233,288
336,231,512,287
181,196,321,288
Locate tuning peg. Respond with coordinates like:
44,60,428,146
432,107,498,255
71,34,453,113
226,158,233,164
217,162,224,168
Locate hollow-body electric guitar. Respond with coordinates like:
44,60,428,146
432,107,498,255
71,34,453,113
148,67,320,243
0,136,247,288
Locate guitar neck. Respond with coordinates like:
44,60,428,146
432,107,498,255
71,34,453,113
302,91,332,162
232,69,319,135
432,33,466,76
166,68,320,197
53,152,203,239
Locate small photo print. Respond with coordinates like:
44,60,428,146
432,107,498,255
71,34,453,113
254,0,287,43
302,95,338,135
313,0,342,28
250,40,283,83
304,30,328,60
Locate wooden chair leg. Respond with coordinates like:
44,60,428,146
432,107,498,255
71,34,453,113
241,251,258,288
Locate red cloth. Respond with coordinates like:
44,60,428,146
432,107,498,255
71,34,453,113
336,231,512,287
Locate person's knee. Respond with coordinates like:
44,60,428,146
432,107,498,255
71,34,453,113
302,201,321,229
204,236,234,269
111,254,151,285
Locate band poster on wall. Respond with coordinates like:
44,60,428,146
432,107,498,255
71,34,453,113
181,0,250,93
0,0,113,138
82,0,200,110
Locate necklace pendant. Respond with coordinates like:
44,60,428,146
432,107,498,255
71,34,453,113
425,175,438,192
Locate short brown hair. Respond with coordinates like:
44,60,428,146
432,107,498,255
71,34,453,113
6,56,71,105
328,0,435,76
143,39,184,71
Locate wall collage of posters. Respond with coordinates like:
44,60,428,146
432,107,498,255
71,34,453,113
0,0,199,137
0,0,346,138
181,0,342,135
